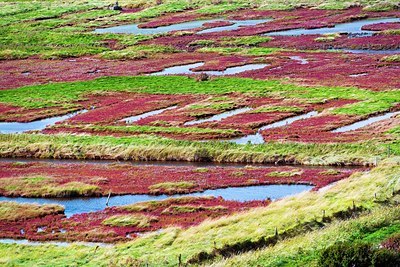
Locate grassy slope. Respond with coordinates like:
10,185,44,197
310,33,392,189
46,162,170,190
0,158,399,266
0,133,395,165
211,205,400,266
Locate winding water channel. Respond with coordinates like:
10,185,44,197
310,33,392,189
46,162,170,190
0,184,313,217
332,111,400,133
184,107,252,126
266,17,400,36
0,110,87,134
95,19,271,35
231,111,319,144
121,106,177,124
149,62,269,76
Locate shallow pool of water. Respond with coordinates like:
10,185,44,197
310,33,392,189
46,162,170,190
0,184,313,217
289,56,309,64
340,49,400,55
332,111,400,133
121,106,177,124
197,19,271,34
95,19,220,34
184,107,252,126
149,62,269,76
266,18,400,36
95,19,270,35
0,110,87,134
231,111,319,144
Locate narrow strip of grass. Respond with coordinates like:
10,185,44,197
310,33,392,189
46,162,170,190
54,124,240,136
0,133,395,165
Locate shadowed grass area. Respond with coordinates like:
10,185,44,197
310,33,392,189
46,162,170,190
52,124,241,137
0,176,100,197
0,202,64,221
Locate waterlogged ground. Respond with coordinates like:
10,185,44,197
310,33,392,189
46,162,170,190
0,8,399,143
0,160,359,242
0,2,399,264
1,158,348,244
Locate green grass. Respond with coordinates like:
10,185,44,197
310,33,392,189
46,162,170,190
221,36,273,47
102,214,156,227
161,205,227,214
57,124,241,137
319,169,341,175
188,39,216,47
198,46,281,56
149,181,197,194
100,44,179,60
387,126,400,136
2,76,399,116
250,105,303,113
0,201,64,221
0,176,100,197
314,33,341,43
268,169,303,177
187,96,238,112
382,54,400,63
212,205,400,266
0,133,396,165
0,0,398,59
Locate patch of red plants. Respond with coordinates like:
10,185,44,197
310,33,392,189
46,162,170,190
202,20,235,29
134,93,251,127
0,106,82,123
42,123,243,140
138,12,202,28
40,97,361,140
0,197,270,242
261,111,400,143
237,51,400,91
68,94,198,124
0,162,360,196
197,98,358,133
381,233,400,252
0,160,362,242
255,34,400,51
120,8,142,14
362,22,400,31
0,53,258,90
